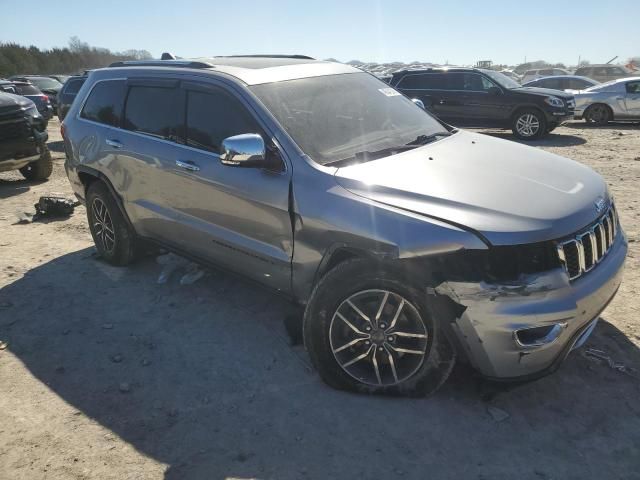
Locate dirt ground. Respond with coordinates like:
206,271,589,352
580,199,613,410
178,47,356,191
1,118,639,480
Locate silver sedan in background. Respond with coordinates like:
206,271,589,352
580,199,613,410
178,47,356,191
570,77,640,124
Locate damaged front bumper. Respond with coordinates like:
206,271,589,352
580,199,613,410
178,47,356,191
435,230,627,379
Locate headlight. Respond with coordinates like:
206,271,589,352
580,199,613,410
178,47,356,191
544,96,565,108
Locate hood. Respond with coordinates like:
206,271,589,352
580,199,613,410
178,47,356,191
334,131,608,246
511,86,574,99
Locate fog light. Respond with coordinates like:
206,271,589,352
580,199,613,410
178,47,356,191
515,322,567,347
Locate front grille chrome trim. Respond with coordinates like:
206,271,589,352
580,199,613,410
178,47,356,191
557,203,618,281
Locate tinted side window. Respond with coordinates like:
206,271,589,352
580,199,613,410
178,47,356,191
15,84,41,95
569,78,591,89
539,78,562,89
397,73,446,90
186,89,259,153
64,78,85,95
123,86,183,142
540,69,554,75
626,81,640,94
80,80,126,127
462,73,495,91
575,67,591,76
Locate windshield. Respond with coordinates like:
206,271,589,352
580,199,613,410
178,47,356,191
251,73,449,165
480,69,521,89
585,79,621,92
28,77,62,90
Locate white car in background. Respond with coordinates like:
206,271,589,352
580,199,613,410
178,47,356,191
570,77,640,124
521,68,570,84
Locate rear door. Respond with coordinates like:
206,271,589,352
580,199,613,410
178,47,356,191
394,72,451,118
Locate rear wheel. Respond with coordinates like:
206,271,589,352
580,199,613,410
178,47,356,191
19,146,53,181
86,181,139,266
584,104,611,125
511,109,547,140
303,259,456,396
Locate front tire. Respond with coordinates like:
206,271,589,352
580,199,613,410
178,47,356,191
19,146,53,181
303,259,455,397
86,181,138,266
511,109,547,140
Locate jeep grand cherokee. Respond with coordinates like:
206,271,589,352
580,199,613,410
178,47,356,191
61,56,626,396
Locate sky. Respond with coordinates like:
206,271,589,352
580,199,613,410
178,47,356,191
1,0,638,67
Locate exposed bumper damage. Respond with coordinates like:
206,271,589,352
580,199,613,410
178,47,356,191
434,231,627,379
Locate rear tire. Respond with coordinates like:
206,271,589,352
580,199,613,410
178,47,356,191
511,108,547,140
584,104,611,125
86,181,139,266
19,146,53,181
303,259,456,397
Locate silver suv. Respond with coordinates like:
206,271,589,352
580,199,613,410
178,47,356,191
62,56,627,396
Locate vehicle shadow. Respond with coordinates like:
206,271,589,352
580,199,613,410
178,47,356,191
1,250,639,479
0,176,38,199
564,121,640,131
479,130,587,147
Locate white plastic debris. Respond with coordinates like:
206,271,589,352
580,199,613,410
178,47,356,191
156,253,189,284
156,253,205,285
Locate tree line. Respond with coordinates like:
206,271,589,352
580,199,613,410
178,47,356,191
0,37,152,77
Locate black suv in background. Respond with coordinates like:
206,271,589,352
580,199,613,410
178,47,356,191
0,91,52,181
390,68,575,139
57,74,88,120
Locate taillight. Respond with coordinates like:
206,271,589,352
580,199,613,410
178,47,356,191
41,94,49,103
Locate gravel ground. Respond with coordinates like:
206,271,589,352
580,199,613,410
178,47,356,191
1,118,639,480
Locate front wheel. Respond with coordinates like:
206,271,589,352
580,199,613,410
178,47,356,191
303,259,455,396
19,146,53,181
511,109,547,140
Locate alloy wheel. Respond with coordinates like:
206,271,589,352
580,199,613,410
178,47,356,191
586,105,608,123
329,289,428,386
91,198,116,253
515,113,540,137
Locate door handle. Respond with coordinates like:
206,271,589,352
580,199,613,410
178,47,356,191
176,160,200,172
105,139,122,149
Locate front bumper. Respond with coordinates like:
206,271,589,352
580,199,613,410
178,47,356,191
436,229,627,379
545,108,574,125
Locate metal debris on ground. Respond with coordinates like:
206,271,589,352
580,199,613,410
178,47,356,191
33,196,80,220
156,253,206,285
583,348,637,378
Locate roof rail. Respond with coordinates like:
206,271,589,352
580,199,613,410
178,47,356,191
108,60,213,69
218,54,315,60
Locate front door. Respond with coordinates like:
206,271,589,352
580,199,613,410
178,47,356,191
624,80,640,116
118,78,293,292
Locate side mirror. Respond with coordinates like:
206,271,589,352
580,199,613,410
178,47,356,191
220,133,266,167
487,86,501,95
411,98,426,109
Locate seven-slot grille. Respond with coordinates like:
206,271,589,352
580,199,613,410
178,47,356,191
557,204,618,281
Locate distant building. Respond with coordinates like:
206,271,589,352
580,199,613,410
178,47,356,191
476,60,493,69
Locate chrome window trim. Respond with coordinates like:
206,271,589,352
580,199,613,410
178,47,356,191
74,76,288,175
396,72,502,94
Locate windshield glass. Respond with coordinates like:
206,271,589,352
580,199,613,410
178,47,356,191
480,69,521,89
29,77,62,90
585,79,620,92
251,73,449,165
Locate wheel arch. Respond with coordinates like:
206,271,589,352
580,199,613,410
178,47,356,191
76,166,135,230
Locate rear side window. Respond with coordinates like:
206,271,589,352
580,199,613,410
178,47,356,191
524,70,535,76
569,78,592,89
15,84,41,95
123,86,183,142
185,89,259,153
575,67,591,76
397,73,446,90
540,69,554,75
538,78,562,89
80,80,126,127
64,78,85,95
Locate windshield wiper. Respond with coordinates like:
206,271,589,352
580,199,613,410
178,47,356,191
405,131,453,146
326,145,421,167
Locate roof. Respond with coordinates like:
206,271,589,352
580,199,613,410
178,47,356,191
105,56,361,85
525,75,598,81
